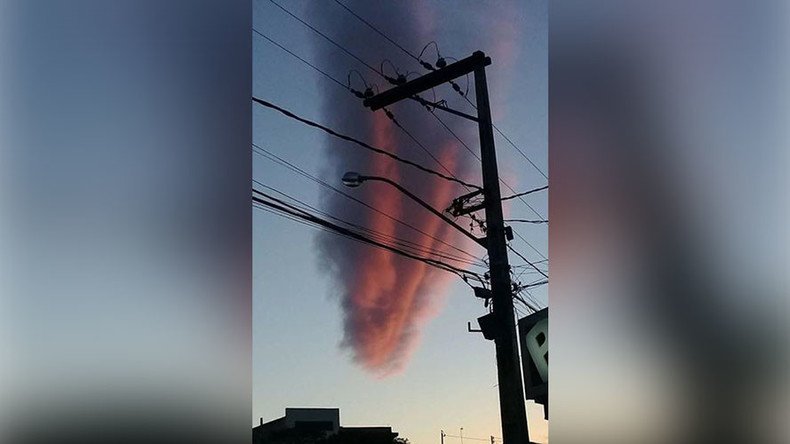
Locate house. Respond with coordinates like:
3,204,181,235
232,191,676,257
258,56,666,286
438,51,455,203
253,408,399,444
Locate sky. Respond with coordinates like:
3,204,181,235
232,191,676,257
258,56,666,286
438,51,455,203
252,1,548,442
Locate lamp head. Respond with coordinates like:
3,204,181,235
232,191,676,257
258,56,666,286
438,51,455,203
341,171,364,187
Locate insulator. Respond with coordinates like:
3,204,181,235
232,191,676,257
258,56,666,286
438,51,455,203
363,87,374,98
436,57,447,68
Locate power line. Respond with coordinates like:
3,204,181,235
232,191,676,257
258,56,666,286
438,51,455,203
380,107,472,189
456,92,548,180
422,109,545,219
259,2,547,287
252,30,473,190
521,279,548,290
510,269,543,312
253,188,481,275
259,4,546,227
324,0,548,181
520,287,544,311
255,201,477,279
253,189,482,282
522,289,544,309
253,144,485,265
294,1,548,224
268,0,382,77
252,96,480,189
379,60,546,219
252,28,347,91
248,34,492,254
266,0,454,125
426,108,481,161
261,1,477,182
450,208,547,261
511,228,548,261
331,0,420,63
514,261,547,282
253,178,485,268
513,292,539,313
494,123,548,180
343,22,538,438
505,219,548,224
501,185,548,201
507,244,548,279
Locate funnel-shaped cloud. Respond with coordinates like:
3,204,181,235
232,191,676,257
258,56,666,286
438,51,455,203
307,0,518,375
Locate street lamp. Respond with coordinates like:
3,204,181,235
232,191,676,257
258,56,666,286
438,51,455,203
341,171,485,247
341,171,364,188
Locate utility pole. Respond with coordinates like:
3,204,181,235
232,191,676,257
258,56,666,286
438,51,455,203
441,430,445,444
364,51,531,444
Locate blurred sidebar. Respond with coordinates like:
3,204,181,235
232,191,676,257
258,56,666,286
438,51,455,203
551,1,789,443
0,1,252,443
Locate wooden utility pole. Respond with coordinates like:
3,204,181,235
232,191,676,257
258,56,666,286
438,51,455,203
364,51,531,444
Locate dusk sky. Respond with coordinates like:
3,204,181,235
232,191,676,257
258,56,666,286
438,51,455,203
253,1,548,442
1,2,786,444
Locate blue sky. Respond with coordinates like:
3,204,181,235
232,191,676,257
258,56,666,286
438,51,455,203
253,1,548,442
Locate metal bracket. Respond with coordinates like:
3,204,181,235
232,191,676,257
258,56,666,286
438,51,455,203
408,95,480,123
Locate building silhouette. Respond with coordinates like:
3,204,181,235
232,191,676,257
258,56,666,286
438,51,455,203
253,408,399,444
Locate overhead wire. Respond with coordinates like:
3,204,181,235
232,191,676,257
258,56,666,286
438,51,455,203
252,144,485,265
268,0,382,77
252,96,479,190
513,293,539,313
327,0,548,181
252,28,347,91
501,185,548,201
260,2,476,186
251,29,497,271
253,178,486,268
256,200,479,284
507,244,548,279
511,228,548,261
253,190,484,283
253,189,479,278
505,219,548,224
317,2,546,220
521,279,548,290
257,9,548,271
252,26,472,190
520,287,544,310
258,2,548,293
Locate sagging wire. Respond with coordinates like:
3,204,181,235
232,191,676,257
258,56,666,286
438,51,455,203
347,70,380,99
380,59,407,85
417,41,469,99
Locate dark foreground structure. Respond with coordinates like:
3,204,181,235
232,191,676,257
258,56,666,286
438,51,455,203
253,408,399,444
